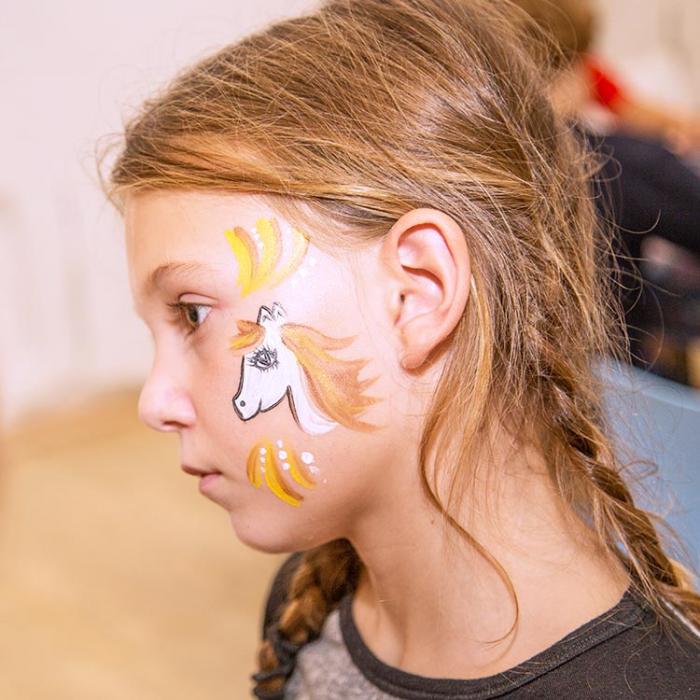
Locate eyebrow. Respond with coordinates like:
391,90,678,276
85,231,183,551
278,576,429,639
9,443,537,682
145,261,218,292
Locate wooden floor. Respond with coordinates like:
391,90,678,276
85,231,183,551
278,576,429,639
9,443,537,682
0,390,282,699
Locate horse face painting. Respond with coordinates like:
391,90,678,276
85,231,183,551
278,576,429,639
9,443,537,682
233,303,301,421
230,302,378,436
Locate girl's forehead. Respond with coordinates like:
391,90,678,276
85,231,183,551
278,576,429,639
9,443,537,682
124,190,281,288
125,190,269,252
123,190,354,319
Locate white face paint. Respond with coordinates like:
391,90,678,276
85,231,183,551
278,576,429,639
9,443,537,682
232,302,337,435
125,190,398,554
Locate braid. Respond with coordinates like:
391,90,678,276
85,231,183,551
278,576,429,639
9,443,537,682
252,539,361,698
542,358,700,639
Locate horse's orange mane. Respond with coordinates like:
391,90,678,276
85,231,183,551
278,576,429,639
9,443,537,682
229,319,265,353
280,323,378,431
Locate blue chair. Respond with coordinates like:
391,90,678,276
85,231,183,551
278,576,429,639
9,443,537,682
602,361,700,569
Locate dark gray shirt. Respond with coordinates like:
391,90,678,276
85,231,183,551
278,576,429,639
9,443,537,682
260,554,700,699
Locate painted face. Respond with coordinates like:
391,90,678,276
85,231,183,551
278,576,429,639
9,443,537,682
231,302,377,435
233,303,293,422
125,190,419,553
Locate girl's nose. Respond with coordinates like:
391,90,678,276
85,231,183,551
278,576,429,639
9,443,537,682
138,365,196,432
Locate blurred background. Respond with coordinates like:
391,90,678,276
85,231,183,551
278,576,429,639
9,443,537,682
0,1,699,698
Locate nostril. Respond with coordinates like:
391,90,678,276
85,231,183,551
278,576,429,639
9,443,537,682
240,400,246,407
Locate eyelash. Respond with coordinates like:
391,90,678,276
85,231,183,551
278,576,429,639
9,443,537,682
168,302,211,336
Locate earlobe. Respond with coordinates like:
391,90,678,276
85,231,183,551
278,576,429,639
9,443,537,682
380,208,471,370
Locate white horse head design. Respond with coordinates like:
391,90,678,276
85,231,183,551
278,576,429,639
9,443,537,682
231,303,377,436
232,303,336,435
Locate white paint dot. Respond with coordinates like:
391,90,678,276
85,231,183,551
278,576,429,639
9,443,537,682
259,447,267,454
260,466,266,473
309,465,320,475
278,450,288,460
276,440,283,448
282,462,291,471
300,452,314,464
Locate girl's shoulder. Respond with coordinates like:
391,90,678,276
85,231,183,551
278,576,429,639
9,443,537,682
260,554,700,699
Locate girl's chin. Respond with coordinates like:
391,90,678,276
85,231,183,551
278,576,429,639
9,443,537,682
228,509,317,555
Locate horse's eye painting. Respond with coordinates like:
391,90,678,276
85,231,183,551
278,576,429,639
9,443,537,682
230,302,379,436
248,346,279,372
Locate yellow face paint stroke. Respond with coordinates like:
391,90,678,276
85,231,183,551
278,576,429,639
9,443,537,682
280,323,380,432
229,320,265,353
249,218,282,293
246,449,262,488
261,442,303,507
225,218,309,297
225,228,255,294
246,440,318,507
296,459,317,488
266,225,309,289
286,449,316,489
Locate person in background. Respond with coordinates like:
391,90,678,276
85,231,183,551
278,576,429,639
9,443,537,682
513,0,700,155
512,0,700,383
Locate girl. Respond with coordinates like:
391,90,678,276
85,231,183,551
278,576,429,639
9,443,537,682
104,0,700,697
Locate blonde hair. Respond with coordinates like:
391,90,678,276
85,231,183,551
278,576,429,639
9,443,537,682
508,0,597,69
103,0,700,695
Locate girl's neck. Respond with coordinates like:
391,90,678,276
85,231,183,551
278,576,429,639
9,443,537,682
347,441,630,679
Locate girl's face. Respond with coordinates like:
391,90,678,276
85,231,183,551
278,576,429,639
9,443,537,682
125,190,420,553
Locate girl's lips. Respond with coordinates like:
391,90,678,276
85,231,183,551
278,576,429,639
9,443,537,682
198,472,222,493
181,464,219,477
181,465,223,496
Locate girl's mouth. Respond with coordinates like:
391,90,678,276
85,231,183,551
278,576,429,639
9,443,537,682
181,464,220,478
181,463,223,489
198,472,222,493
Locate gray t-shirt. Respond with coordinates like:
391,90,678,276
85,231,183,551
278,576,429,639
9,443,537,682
258,554,700,699
285,607,375,699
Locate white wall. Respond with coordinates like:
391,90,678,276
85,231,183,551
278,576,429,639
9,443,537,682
0,0,317,426
595,0,700,107
1,0,698,426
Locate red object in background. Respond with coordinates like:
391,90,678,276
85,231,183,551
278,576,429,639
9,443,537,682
584,55,626,113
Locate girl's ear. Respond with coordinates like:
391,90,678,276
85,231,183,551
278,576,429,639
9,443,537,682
380,208,471,370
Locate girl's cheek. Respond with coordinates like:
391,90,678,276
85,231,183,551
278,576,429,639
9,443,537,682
223,297,379,511
243,437,322,509
206,218,380,510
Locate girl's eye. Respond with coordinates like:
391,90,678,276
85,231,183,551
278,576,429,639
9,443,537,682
170,302,212,334
184,304,210,328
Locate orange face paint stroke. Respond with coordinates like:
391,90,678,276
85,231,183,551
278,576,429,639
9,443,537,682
229,319,265,353
224,217,309,297
246,439,318,507
280,322,379,432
